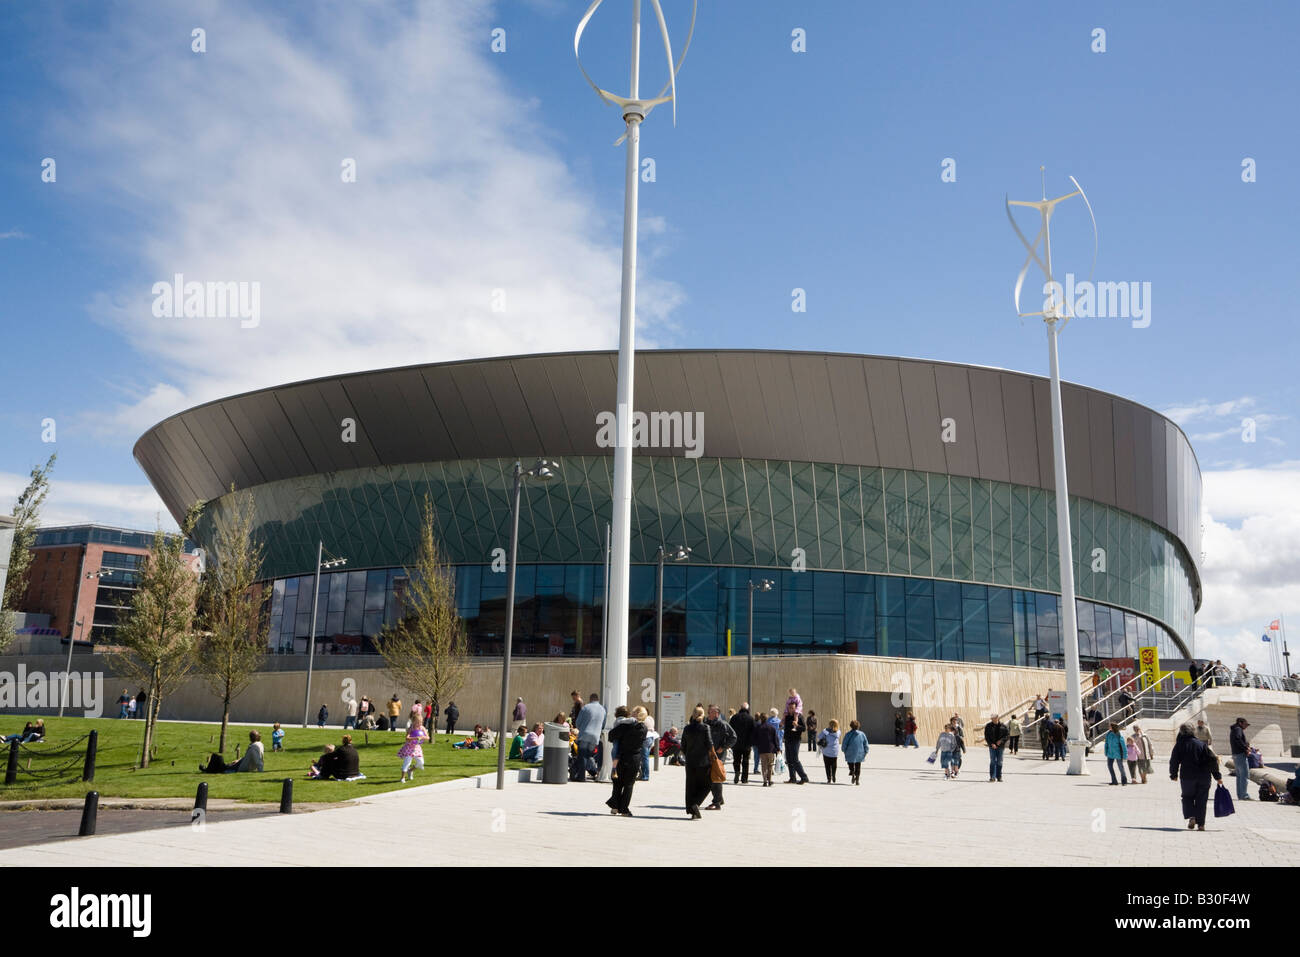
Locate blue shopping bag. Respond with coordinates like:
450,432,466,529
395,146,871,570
1213,784,1235,818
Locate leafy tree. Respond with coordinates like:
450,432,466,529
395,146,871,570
195,487,267,753
0,453,56,651
379,496,468,725
110,505,202,768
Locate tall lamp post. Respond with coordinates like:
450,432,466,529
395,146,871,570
746,578,773,709
301,542,347,728
576,0,695,719
497,458,560,791
61,568,111,717
653,544,690,770
1007,168,1098,776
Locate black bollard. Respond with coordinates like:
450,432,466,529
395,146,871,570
279,778,293,814
4,740,17,785
192,780,208,826
82,730,98,782
79,791,99,836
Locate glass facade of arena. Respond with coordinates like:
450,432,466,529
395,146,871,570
266,561,1183,668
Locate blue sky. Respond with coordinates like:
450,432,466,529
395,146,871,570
1,0,1296,669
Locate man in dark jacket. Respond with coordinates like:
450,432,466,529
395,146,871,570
782,711,809,784
332,734,360,779
1049,719,1067,761
444,702,459,737
1229,718,1252,801
1169,722,1222,830
729,704,757,785
1188,661,1202,689
680,709,714,819
704,705,738,809
753,715,780,786
983,714,1010,782
607,707,647,816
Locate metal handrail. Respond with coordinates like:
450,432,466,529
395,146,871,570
1021,670,1138,738
1085,670,1206,746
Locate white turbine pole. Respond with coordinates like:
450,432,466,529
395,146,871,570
1007,169,1098,776
575,0,696,718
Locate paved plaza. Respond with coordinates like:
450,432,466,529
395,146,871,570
5,745,1298,867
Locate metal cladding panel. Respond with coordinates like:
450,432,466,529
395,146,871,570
1061,385,1093,502
273,384,346,474
317,380,383,471
1133,406,1155,520
1166,422,1180,540
934,363,982,479
135,425,204,517
1087,391,1117,505
230,392,316,478
1111,401,1138,514
574,354,618,451
182,404,264,492
788,353,845,464
675,352,741,459
824,355,879,465
863,358,913,469
965,368,1010,484
510,356,576,456
456,363,531,458
631,353,670,458
344,375,414,465
752,352,809,463
1149,413,1169,530
1031,377,1056,488
386,368,458,461
421,365,482,461
898,361,946,473
714,353,775,459
542,353,600,455
1000,372,1041,487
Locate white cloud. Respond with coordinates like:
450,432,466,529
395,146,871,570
1161,397,1256,426
47,0,683,440
0,473,175,533
1191,462,1300,674
0,228,28,240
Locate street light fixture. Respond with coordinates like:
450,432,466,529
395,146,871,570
747,578,774,708
653,544,690,770
302,543,347,728
60,568,112,717
497,458,560,790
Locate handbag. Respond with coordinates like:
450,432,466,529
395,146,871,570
1213,783,1235,818
708,746,727,783
926,750,938,764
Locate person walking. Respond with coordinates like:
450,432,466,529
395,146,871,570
444,701,460,738
135,689,147,719
782,709,810,784
1039,715,1053,760
317,703,329,728
704,705,738,809
1132,723,1154,784
607,706,647,817
1007,714,1021,755
569,691,583,726
936,723,959,779
640,714,657,781
729,703,756,785
806,710,819,753
1032,695,1048,721
1229,717,1253,801
512,697,526,725
1126,734,1141,785
983,713,1009,782
817,718,841,783
1104,722,1128,785
842,720,868,785
344,694,358,730
753,711,780,786
950,716,966,773
893,712,904,747
1169,722,1222,831
117,689,130,719
1049,718,1067,761
1194,719,1213,746
902,712,919,748
576,693,607,781
398,716,429,782
681,707,715,819
387,694,402,732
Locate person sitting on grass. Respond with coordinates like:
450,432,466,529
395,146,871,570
3,720,44,744
200,730,264,774
509,725,527,760
453,725,483,749
521,724,544,762
310,734,362,780
308,744,336,779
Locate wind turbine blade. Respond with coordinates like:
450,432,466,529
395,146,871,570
1045,189,1080,207
1007,200,1045,209
648,0,676,125
575,0,618,106
1006,194,1049,313
1069,175,1099,283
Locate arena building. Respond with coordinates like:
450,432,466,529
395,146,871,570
134,350,1202,677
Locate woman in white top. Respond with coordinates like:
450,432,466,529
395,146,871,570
936,724,958,779
817,719,842,784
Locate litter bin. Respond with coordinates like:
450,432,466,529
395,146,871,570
542,722,569,785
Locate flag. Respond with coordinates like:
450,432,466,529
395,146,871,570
1262,633,1271,643
1270,619,1280,630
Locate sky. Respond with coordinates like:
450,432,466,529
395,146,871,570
1,0,1297,673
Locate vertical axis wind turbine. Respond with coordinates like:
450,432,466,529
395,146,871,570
1006,167,1098,776
575,0,696,715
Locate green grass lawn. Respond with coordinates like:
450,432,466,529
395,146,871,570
0,715,535,804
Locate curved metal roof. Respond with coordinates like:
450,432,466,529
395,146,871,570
134,349,1203,588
